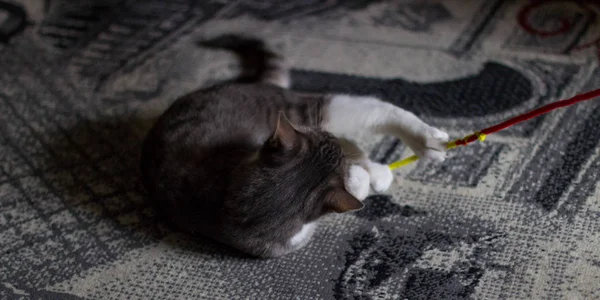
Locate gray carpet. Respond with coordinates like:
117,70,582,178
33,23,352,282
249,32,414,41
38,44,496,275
1,1,600,299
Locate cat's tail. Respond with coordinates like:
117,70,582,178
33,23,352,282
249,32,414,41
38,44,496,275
199,34,290,88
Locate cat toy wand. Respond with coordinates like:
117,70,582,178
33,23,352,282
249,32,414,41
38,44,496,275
388,88,600,170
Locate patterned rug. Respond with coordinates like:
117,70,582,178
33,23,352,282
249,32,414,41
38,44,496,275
1,1,600,299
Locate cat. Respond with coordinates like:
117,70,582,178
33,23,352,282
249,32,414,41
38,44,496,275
140,35,449,258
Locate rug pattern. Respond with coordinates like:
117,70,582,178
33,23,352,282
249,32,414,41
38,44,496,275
1,1,600,299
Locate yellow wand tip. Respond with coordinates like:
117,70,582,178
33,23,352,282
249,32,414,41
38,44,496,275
387,131,487,170
388,155,419,170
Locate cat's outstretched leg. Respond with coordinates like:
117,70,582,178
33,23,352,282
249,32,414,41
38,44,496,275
323,94,449,161
321,94,449,192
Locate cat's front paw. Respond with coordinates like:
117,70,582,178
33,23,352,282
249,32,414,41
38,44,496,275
345,165,370,201
365,161,393,193
406,125,449,162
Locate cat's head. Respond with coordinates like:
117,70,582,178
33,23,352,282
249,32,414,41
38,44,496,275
255,112,364,219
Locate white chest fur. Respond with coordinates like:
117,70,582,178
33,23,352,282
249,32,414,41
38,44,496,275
289,222,317,247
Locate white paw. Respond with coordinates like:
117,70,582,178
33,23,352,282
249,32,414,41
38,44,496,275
365,161,393,193
345,165,370,201
407,125,449,163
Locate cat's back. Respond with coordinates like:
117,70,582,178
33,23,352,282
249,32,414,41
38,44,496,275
140,83,290,201
156,83,289,147
140,83,291,229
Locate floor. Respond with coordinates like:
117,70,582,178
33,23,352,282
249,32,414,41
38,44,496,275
1,1,600,299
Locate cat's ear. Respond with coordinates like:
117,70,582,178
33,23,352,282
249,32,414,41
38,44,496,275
327,188,364,213
270,111,298,150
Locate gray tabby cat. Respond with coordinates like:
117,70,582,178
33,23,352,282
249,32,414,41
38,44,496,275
140,35,448,258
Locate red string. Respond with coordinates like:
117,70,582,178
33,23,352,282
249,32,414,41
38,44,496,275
454,88,600,146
